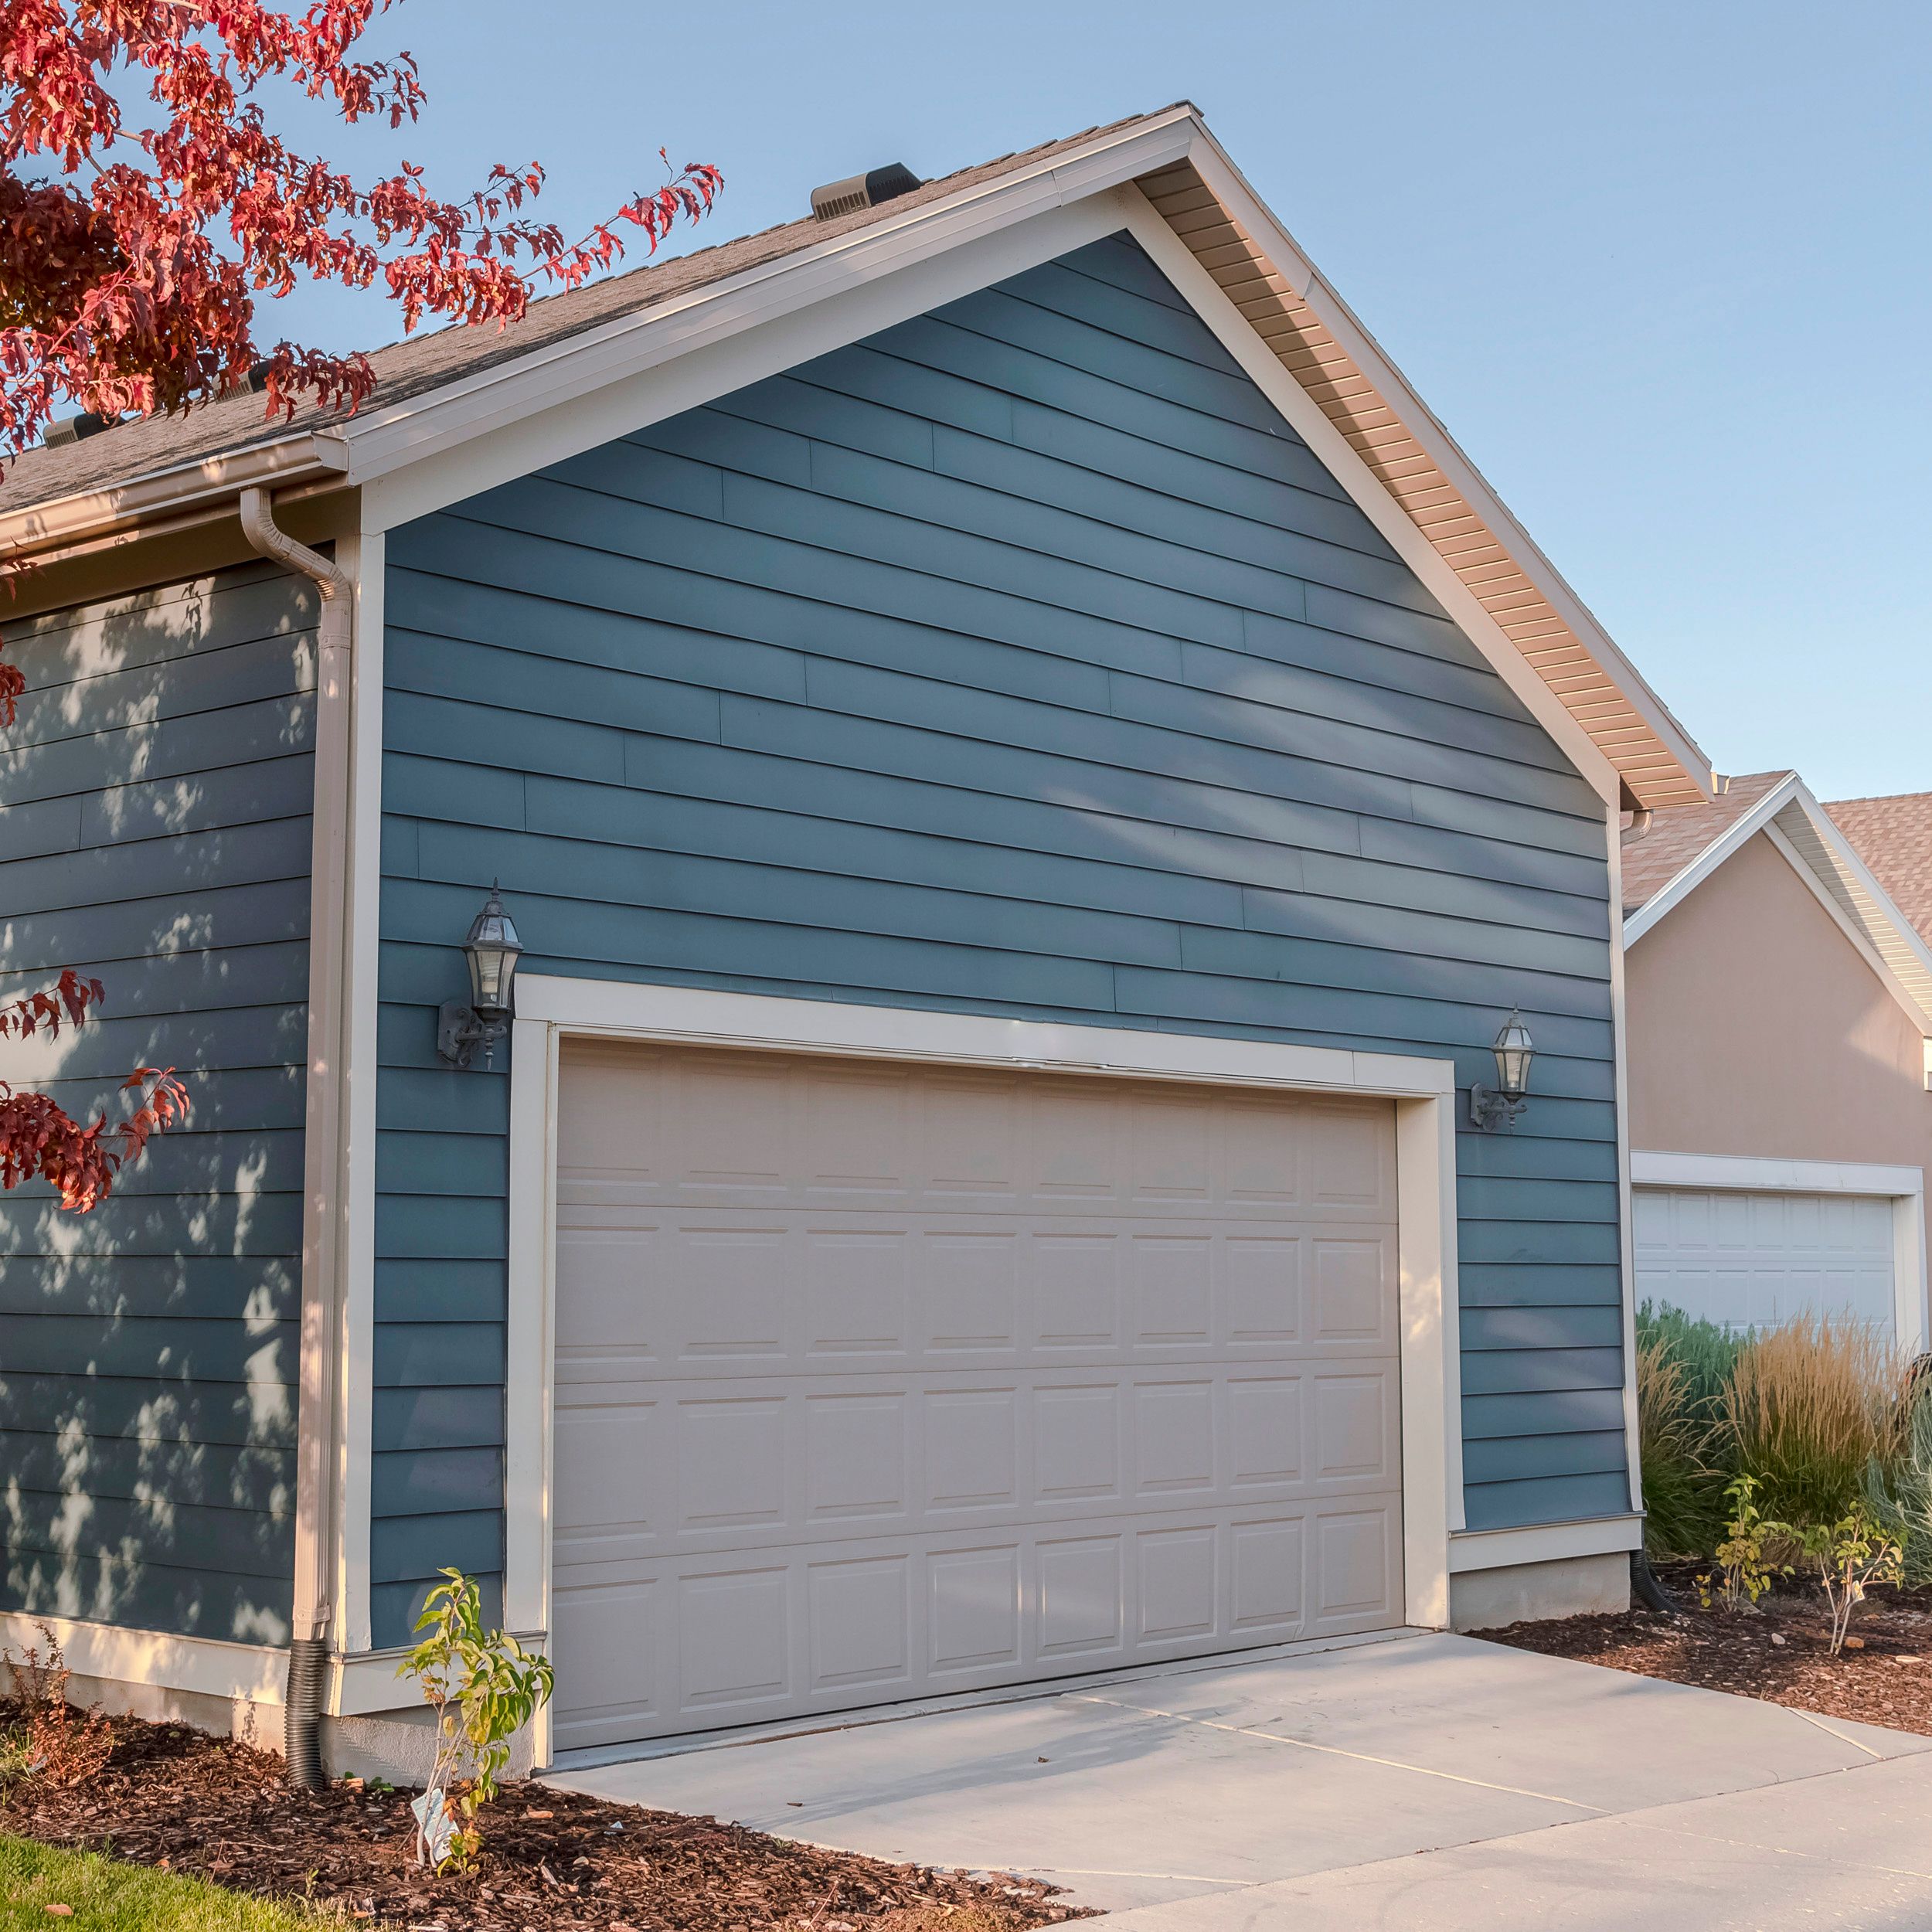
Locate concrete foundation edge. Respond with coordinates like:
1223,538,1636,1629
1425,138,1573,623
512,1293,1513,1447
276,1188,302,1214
1448,1549,1631,1631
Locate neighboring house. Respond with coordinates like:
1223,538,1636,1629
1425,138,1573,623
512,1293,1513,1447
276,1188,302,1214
1622,771,1932,1347
0,104,1718,1772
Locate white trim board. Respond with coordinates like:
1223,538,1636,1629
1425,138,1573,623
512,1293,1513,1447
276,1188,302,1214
504,975,1468,1767
0,1612,285,1708
1632,1150,1929,1355
1447,1515,1642,1574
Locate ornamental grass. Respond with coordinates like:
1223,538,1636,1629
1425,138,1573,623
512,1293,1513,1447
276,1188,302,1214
1722,1313,1915,1529
1634,1332,1728,1559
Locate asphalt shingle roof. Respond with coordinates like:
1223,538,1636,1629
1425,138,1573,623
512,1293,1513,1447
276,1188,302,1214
0,106,1188,519
1824,791,1932,947
1619,770,1792,917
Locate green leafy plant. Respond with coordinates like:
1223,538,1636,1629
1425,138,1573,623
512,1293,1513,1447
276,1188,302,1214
1788,1504,1906,1654
1696,1474,1785,1610
398,1570,554,1872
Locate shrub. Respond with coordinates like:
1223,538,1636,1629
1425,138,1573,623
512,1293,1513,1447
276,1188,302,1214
1789,1504,1906,1652
399,1569,554,1872
1,1625,112,1787
1723,1314,1913,1527
1696,1473,1785,1609
1637,1301,1743,1447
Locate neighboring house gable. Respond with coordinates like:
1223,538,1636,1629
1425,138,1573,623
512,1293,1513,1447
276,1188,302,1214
1626,827,1931,1167
1622,772,1932,1349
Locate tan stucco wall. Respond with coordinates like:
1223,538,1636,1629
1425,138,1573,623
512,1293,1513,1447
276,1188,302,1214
1626,832,1932,1168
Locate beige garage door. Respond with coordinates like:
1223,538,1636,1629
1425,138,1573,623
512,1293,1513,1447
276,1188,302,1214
549,1041,1403,1752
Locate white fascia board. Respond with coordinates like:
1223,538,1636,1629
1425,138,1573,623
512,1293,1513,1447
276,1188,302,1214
1179,126,1714,805
1621,773,1803,944
1119,196,1623,808
1781,781,1932,1023
351,185,1151,533
1761,817,1932,1037
339,111,1198,519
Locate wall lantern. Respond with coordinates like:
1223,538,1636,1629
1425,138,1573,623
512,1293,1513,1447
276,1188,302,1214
437,885,522,1070
1470,1009,1534,1131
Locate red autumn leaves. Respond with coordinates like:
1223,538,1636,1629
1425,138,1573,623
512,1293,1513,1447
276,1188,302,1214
0,968,189,1212
0,0,721,456
0,2,720,1209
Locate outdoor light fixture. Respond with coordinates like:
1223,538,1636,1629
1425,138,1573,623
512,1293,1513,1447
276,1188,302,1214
437,884,522,1070
1470,1009,1534,1131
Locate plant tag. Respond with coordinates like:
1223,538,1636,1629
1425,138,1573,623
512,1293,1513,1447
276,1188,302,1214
412,1785,458,1868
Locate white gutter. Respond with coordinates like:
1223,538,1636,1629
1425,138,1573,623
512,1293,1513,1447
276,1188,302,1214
0,432,345,563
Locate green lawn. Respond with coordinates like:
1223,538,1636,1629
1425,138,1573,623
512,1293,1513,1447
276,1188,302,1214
0,1838,340,1930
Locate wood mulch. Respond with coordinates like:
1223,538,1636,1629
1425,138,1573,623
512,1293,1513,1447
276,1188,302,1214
1475,1563,1932,1735
0,1701,1089,1931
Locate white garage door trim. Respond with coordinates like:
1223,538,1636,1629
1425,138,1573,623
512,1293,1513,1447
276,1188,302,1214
504,976,1466,1766
1631,1149,1928,1352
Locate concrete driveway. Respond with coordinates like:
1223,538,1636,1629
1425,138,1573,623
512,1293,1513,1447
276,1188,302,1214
548,1629,1932,1928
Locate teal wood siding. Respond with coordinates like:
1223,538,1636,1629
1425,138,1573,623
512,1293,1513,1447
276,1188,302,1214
376,233,1624,1642
0,560,313,1641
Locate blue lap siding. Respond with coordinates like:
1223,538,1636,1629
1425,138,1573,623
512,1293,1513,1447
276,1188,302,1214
374,232,1625,1643
0,561,313,1642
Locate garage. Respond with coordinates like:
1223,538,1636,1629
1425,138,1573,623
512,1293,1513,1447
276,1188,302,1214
546,1039,1404,1751
1632,1185,1899,1335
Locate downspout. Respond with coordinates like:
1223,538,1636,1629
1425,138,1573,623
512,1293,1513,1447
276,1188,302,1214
239,487,351,1788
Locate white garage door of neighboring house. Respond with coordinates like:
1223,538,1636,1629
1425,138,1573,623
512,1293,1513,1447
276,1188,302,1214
1634,1186,1897,1335
549,1042,1404,1752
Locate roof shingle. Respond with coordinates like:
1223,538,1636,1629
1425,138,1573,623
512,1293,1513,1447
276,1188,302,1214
1619,770,1792,916
1824,791,1932,946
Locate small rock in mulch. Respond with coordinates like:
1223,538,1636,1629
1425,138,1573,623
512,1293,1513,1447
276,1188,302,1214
1472,1564,1932,1736
0,1701,1089,1930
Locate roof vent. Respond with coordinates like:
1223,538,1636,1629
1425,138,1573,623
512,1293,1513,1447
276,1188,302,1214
43,410,117,449
810,162,922,223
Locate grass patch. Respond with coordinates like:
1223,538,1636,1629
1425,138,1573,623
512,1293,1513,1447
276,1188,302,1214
0,1837,342,1931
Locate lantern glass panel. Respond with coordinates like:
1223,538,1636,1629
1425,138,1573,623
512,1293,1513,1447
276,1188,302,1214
1492,1013,1533,1100
464,893,522,1018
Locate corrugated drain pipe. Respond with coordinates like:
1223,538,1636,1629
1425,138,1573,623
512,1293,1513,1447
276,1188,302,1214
239,487,350,1788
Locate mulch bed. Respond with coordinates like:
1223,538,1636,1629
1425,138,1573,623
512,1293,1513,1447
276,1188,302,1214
0,1701,1089,1930
1475,1561,1932,1734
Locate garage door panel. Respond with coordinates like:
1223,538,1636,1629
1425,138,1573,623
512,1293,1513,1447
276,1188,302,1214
555,1214,1395,1376
554,1368,1399,1573
554,1046,1398,1223
549,1496,1404,1751
553,1046,1402,1747
1634,1185,1896,1334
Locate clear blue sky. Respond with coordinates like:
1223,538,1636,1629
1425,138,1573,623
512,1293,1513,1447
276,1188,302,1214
259,0,1930,801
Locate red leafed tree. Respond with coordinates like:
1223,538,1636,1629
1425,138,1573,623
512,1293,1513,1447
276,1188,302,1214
0,0,721,1209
